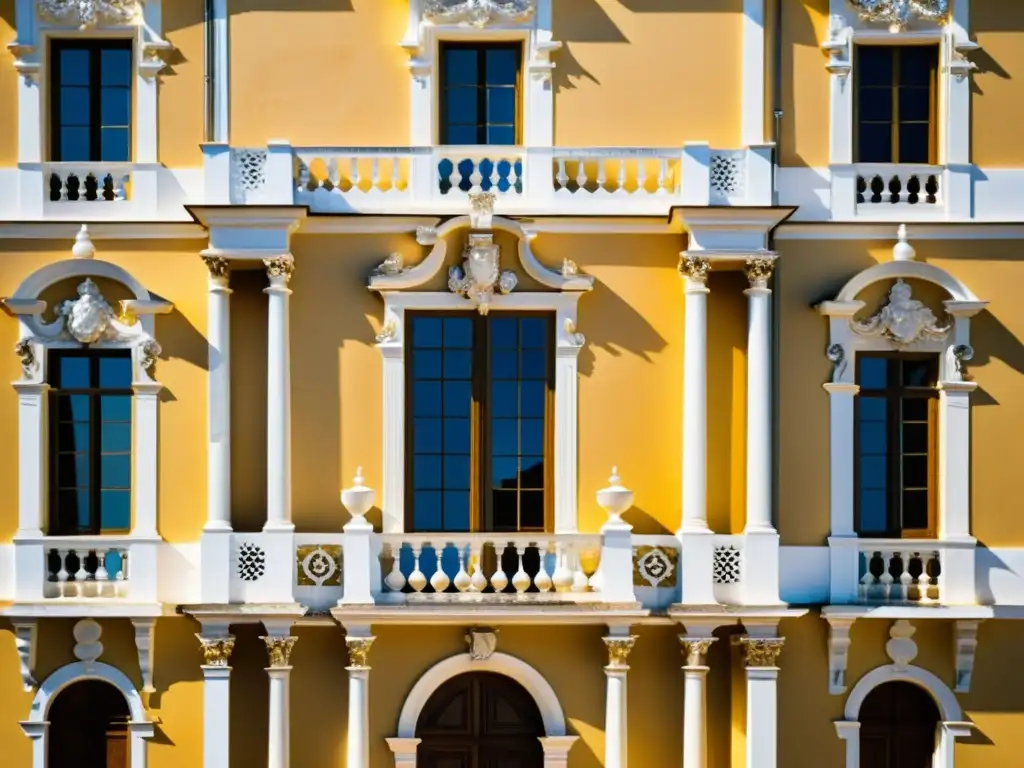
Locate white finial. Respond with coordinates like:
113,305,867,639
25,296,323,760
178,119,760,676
354,466,365,486
609,466,621,486
892,224,916,262
71,224,95,259
597,466,634,521
341,466,375,528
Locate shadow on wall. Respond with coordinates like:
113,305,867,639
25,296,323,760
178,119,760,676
575,277,668,378
158,0,354,33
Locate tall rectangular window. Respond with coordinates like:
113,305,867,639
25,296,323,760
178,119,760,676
49,351,133,535
855,45,938,164
855,354,938,538
439,42,521,145
406,312,553,533
50,39,133,162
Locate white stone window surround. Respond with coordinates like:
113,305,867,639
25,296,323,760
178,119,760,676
834,664,973,768
386,650,578,767
370,214,592,534
6,257,171,552
400,0,559,147
7,0,171,166
822,2,976,216
818,235,987,605
21,660,154,768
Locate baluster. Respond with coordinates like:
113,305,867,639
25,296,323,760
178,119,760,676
453,542,471,592
489,161,501,191
657,158,669,194
596,157,607,192
390,157,401,191
349,157,361,193
74,550,89,598
429,542,451,593
113,175,128,201
450,161,464,192
512,544,531,593
369,157,380,191
533,542,553,592
56,549,70,593
95,549,109,583
859,551,874,602
636,158,649,194
469,540,488,592
61,173,71,201
112,549,126,581
898,551,913,602
552,542,573,592
879,550,895,603
917,552,934,603
408,544,427,593
555,159,569,190
468,160,483,191
328,158,340,191
571,545,589,593
490,542,510,592
297,162,311,190
384,543,407,592
617,160,627,193
575,159,588,191
507,162,519,193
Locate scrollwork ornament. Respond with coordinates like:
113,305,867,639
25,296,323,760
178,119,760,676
563,318,585,347
561,258,579,277
423,0,536,28
138,340,161,375
680,637,716,668
14,339,36,376
374,253,404,277
202,255,229,280
375,320,398,344
263,256,295,283
848,0,948,32
603,636,637,669
740,637,785,668
196,635,235,667
852,280,949,345
262,636,298,668
679,255,710,284
950,344,974,381
346,636,375,668
38,0,139,29
826,343,847,383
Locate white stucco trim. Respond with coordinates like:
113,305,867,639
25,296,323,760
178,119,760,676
396,650,568,738
21,660,154,768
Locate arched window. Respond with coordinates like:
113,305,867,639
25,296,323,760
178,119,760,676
859,681,940,768
417,672,545,768
48,680,131,768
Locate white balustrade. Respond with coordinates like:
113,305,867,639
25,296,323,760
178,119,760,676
379,534,600,600
551,149,680,197
45,539,131,599
43,164,132,202
858,543,941,604
435,147,525,197
855,164,942,208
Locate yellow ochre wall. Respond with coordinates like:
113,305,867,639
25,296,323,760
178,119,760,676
777,0,830,167
0,0,17,165
971,1,1024,167
776,237,1024,547
0,240,208,544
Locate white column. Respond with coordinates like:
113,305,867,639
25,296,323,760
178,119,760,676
680,637,716,768
834,721,860,768
346,636,375,768
204,256,232,532
264,257,295,532
212,0,230,142
677,255,716,605
603,634,636,768
263,635,297,768
740,637,784,768
197,634,235,768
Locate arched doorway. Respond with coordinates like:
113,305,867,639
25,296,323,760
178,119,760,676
48,680,131,768
859,681,941,768
417,672,545,768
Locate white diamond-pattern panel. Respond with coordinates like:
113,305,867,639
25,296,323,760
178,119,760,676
713,545,742,585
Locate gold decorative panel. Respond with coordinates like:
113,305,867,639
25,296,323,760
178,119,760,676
633,545,677,588
296,545,342,587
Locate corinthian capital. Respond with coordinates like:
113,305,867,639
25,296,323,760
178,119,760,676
264,256,295,284
603,635,637,670
196,634,235,667
262,635,298,668
680,636,716,668
679,255,710,284
346,636,376,668
202,255,229,279
739,637,785,668
745,257,775,289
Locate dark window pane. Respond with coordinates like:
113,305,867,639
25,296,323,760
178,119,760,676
902,490,929,530
445,124,478,145
99,356,132,388
519,457,544,489
414,350,442,380
443,418,470,454
446,87,479,126
412,317,442,348
900,46,936,86
898,87,930,122
413,491,442,531
519,491,544,530
493,457,519,488
413,381,442,417
860,456,887,491
442,491,470,531
859,396,887,422
58,422,90,451
491,351,517,380
492,418,518,456
60,50,91,86
486,125,516,145
858,89,893,123
859,358,888,390
492,491,517,531
442,381,471,418
902,359,934,387
100,127,130,162
101,395,131,422
100,422,131,453
443,350,472,379
58,394,91,422
520,318,547,348
444,49,479,86
857,46,893,87
485,48,519,85
101,88,131,126
61,127,92,162
858,123,893,163
491,380,518,418
902,422,929,454
414,455,442,489
859,490,888,533
443,455,470,490
414,418,442,453
59,357,91,388
100,49,132,86
58,489,91,531
902,455,929,489
902,398,928,421
443,317,473,348
491,318,518,348
520,380,546,418
57,454,90,485
859,420,887,454
521,418,544,456
521,349,546,380
60,88,91,126
100,490,131,530
898,123,930,164
486,88,516,124
101,454,131,489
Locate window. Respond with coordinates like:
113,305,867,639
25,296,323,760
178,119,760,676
855,45,938,164
49,351,133,535
855,355,938,538
439,42,521,145
50,39,133,162
406,312,553,533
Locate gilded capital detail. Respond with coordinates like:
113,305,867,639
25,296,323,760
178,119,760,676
262,636,298,668
603,636,637,669
202,255,229,279
745,257,775,288
680,637,716,668
346,636,375,668
196,634,235,667
740,637,785,668
679,255,711,284
264,256,295,283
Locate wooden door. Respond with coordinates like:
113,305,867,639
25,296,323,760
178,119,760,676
48,680,131,768
859,681,940,768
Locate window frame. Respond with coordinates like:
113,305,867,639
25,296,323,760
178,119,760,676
438,41,524,146
49,38,134,163
48,348,134,537
404,310,555,534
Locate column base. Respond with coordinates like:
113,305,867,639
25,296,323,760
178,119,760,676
676,529,718,606
742,529,782,606
203,520,234,533
263,520,296,533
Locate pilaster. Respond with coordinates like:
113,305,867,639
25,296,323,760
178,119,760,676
603,633,636,768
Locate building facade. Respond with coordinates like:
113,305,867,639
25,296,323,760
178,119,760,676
0,0,1022,766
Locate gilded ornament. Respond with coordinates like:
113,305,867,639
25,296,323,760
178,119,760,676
468,190,496,230
139,339,161,374
679,255,710,284
852,280,949,345
740,637,785,668
13,339,36,375
196,635,235,667
680,637,716,668
296,544,342,587
263,256,295,283
448,233,516,315
423,0,536,28
826,343,847,383
848,0,948,32
603,636,637,669
633,545,677,588
745,257,775,288
561,258,579,277
262,635,298,668
38,0,138,29
375,320,398,344
346,636,375,668
202,255,229,279
58,279,119,344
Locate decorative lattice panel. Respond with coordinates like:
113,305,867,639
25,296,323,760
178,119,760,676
713,545,742,585
237,541,266,582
